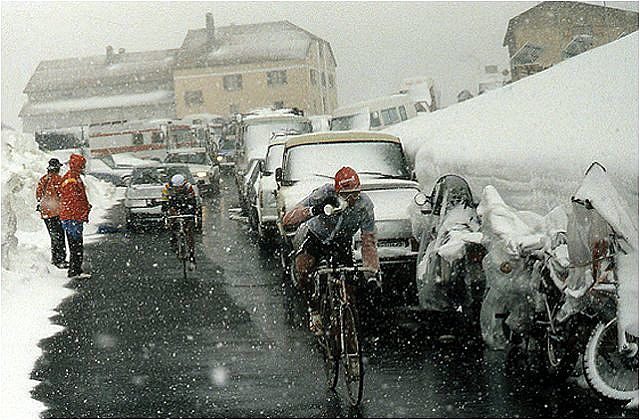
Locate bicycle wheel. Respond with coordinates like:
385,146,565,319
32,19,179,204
319,279,338,390
583,318,639,401
341,303,363,406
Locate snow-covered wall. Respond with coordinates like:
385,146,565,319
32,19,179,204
387,32,639,215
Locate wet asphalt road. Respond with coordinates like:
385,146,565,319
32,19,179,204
31,174,636,418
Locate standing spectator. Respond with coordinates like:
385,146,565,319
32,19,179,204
36,158,68,268
59,154,91,278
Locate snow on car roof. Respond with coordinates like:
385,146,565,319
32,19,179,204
284,131,401,149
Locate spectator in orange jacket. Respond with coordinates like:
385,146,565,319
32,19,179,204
59,154,91,277
36,158,68,268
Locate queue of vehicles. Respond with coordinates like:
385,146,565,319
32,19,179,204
228,108,637,407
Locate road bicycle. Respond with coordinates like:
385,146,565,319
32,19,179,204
313,257,368,407
165,214,196,280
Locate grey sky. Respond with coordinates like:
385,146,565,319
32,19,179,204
2,1,637,130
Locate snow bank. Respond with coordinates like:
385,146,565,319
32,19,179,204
1,128,117,418
387,32,638,215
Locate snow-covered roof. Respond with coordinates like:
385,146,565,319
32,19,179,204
24,48,177,93
20,90,174,116
176,20,336,68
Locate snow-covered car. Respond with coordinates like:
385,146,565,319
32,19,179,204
275,131,424,304
124,163,203,230
233,111,312,212
247,138,287,243
164,147,220,195
87,155,133,187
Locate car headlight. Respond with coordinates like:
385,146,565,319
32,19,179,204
196,171,208,178
217,155,224,162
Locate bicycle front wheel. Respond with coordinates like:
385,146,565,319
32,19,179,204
583,318,639,401
319,278,338,390
341,303,363,406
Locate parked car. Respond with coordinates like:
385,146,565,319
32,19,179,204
164,147,220,195
87,155,132,186
124,163,203,230
275,131,424,304
233,111,312,212
216,136,236,170
247,136,288,243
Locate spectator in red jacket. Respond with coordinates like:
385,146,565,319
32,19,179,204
59,154,91,277
36,158,68,268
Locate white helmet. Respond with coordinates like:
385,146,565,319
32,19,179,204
170,174,186,186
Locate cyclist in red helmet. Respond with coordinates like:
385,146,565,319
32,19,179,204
283,166,380,334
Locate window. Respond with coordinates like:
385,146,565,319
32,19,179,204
328,74,334,89
321,72,326,87
273,101,284,109
184,90,203,107
151,132,163,144
132,132,144,145
370,111,382,128
223,74,243,91
381,107,400,125
399,105,408,121
318,41,324,58
267,70,287,86
310,69,318,85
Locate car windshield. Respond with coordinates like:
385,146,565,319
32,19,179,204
244,119,311,162
165,153,210,165
219,137,235,151
131,166,194,185
265,144,285,172
283,141,410,181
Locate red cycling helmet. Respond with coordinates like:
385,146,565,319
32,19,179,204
334,166,361,193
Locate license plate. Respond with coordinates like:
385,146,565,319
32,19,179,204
378,239,408,248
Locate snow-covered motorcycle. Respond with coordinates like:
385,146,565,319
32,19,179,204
562,162,638,404
477,185,588,379
415,174,486,330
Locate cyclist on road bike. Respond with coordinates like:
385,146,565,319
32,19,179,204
161,174,197,270
283,166,380,335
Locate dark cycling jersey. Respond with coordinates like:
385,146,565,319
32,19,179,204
161,183,197,215
299,183,376,245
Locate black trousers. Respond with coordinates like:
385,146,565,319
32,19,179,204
43,216,67,264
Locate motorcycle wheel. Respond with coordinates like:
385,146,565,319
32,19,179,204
583,318,639,401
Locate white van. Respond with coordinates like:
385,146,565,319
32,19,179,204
329,94,418,131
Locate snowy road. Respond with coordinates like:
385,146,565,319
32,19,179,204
30,175,632,418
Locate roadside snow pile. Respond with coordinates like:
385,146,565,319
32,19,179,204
1,128,117,418
387,32,638,215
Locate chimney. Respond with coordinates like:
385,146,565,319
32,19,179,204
105,45,114,65
206,13,216,48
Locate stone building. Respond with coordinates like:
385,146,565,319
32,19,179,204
504,1,638,81
20,47,177,133
173,14,338,118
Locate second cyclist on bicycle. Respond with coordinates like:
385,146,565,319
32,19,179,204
162,174,198,270
283,166,380,335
